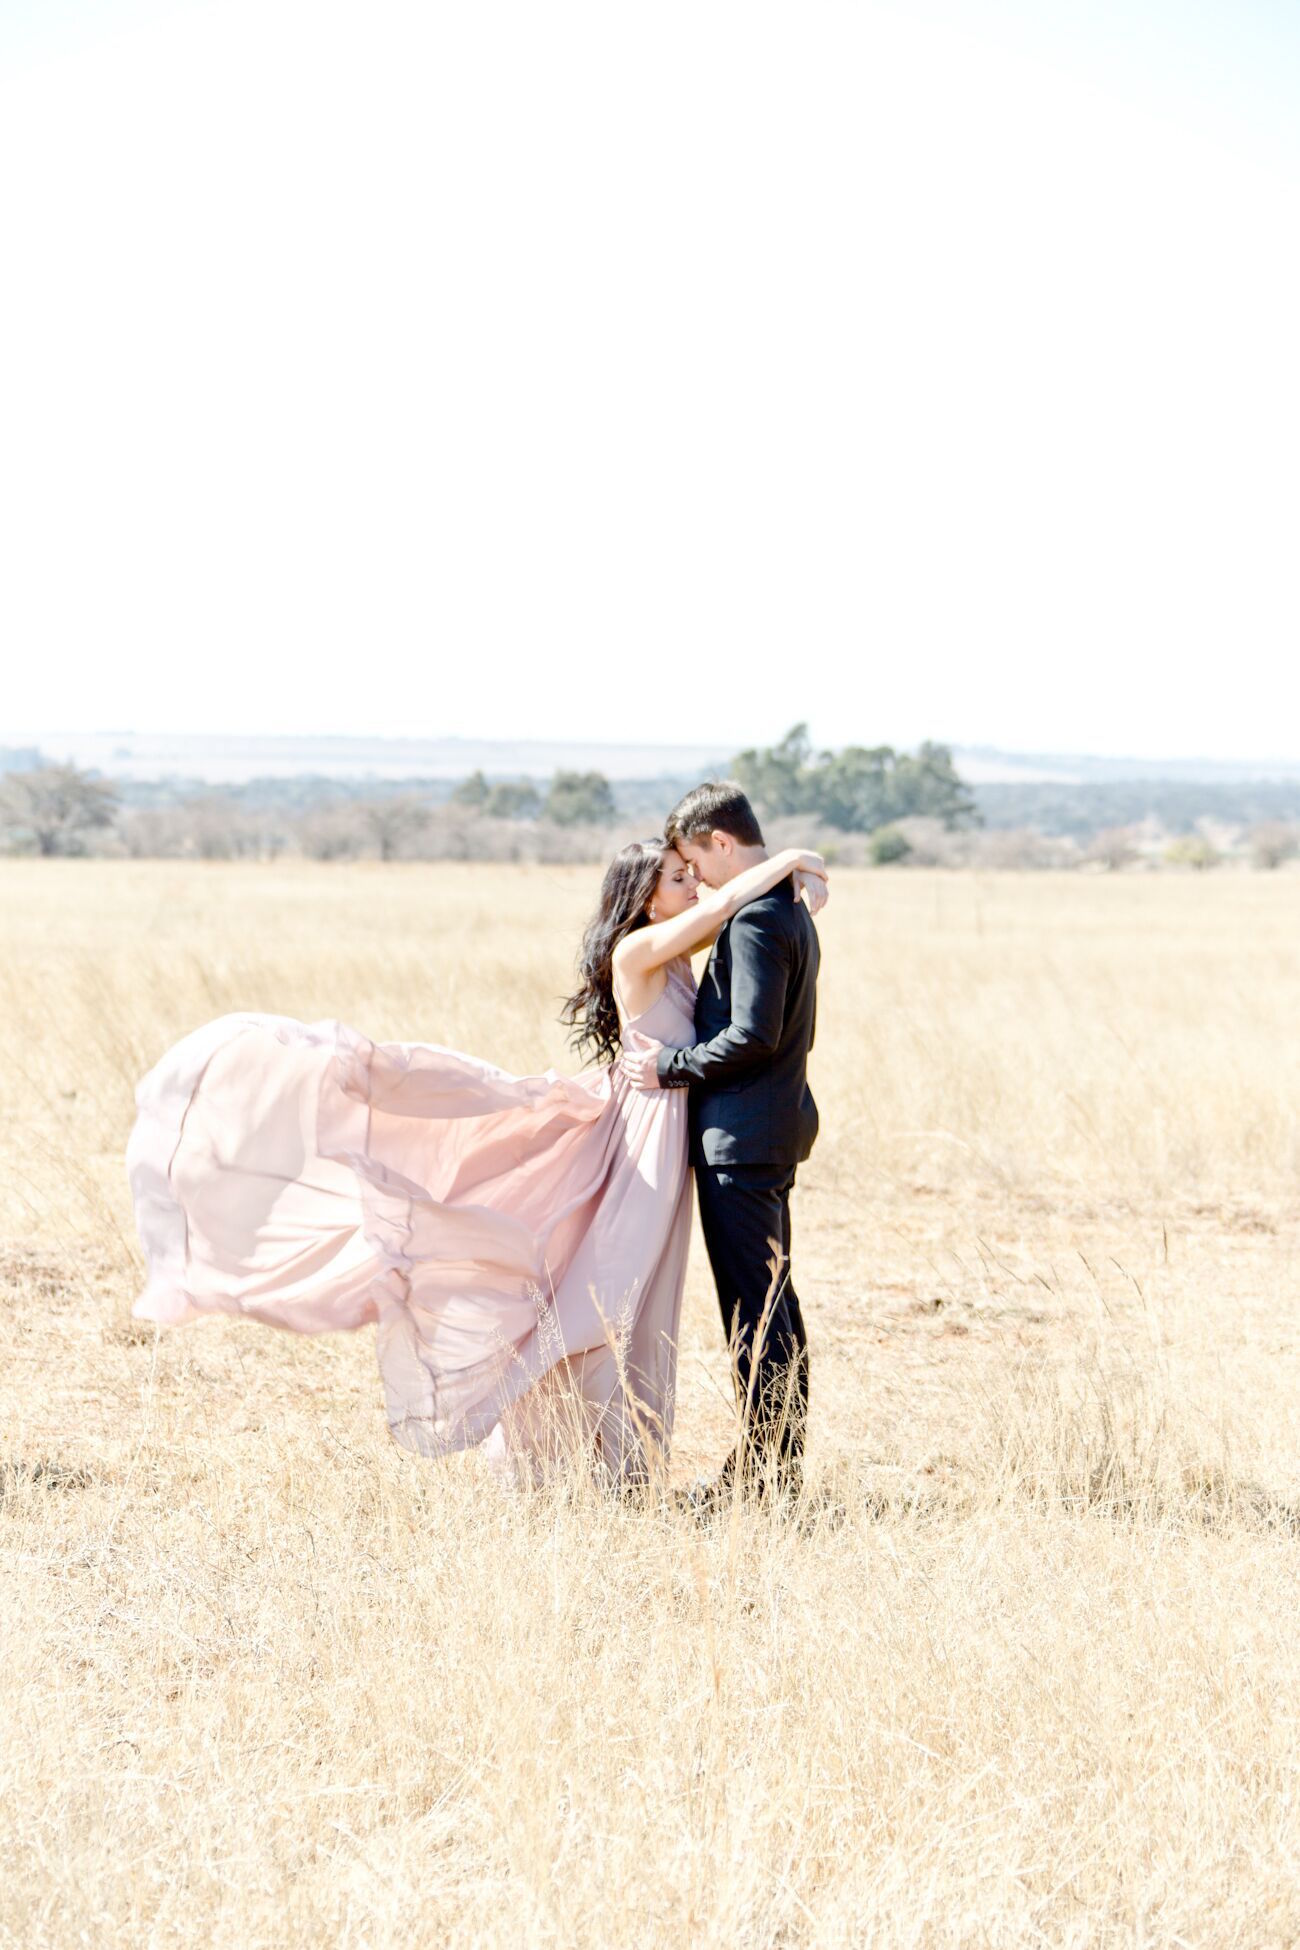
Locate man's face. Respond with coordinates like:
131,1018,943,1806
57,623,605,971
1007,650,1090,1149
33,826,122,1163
675,831,736,889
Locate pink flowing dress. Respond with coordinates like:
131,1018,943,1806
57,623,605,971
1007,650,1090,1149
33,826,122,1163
126,959,698,1482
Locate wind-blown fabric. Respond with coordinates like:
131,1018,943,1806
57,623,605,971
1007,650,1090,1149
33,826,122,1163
126,961,698,1478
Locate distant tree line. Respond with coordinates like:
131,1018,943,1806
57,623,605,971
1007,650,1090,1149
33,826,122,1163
450,769,617,825
0,761,627,862
2,746,1298,869
971,777,1300,839
733,725,979,831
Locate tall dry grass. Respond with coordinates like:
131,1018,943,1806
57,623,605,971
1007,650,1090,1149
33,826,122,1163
2,860,1299,1946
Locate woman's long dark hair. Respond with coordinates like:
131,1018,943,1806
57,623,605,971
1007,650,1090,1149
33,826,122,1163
560,839,667,1065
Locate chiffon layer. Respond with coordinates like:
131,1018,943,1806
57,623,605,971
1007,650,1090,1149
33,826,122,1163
126,971,696,1476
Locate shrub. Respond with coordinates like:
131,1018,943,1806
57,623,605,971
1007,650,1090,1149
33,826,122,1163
869,825,913,866
1249,821,1298,870
1165,835,1220,872
0,764,119,856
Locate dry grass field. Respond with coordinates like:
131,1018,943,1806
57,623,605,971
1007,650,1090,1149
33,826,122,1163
2,859,1299,1947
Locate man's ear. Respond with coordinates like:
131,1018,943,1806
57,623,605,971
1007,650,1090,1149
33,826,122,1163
711,830,733,856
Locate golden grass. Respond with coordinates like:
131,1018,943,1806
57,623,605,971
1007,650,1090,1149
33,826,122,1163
2,859,1299,1946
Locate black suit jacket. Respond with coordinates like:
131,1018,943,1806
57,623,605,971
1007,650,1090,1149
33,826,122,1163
655,876,820,1168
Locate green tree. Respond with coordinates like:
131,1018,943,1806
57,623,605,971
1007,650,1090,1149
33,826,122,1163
814,745,900,832
1165,835,1219,871
893,741,979,829
728,728,978,834
0,764,119,856
451,770,490,809
733,724,814,818
484,780,542,819
543,771,616,826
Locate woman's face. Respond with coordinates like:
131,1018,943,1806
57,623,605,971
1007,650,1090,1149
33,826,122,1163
648,847,699,920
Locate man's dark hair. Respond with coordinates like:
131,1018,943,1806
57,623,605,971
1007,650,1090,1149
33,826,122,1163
665,781,765,850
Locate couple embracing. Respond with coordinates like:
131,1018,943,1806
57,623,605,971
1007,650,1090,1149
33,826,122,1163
127,781,825,1505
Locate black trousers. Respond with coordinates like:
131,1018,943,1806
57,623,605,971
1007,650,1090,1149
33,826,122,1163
694,1161,810,1478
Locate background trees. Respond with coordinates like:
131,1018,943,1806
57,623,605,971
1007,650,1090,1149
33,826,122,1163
487,781,543,819
733,725,978,833
731,725,815,817
0,765,120,856
543,771,617,826
360,797,432,862
1249,821,1299,870
1,746,1295,868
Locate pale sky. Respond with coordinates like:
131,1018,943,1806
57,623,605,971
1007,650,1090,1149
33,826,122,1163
2,0,1298,760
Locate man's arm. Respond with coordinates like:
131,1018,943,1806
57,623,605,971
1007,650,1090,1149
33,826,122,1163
654,905,790,1090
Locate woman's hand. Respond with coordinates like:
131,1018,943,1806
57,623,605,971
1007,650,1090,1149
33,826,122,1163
793,867,829,916
780,848,828,916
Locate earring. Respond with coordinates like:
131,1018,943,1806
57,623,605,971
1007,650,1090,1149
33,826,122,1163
649,905,658,921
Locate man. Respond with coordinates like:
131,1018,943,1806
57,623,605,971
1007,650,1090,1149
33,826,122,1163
622,781,821,1502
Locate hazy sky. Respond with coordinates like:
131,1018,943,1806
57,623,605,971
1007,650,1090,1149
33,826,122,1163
2,0,1298,759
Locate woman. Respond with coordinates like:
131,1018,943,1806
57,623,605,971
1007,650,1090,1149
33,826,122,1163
126,840,827,1484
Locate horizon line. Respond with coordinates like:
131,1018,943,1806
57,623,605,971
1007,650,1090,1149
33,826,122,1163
6,729,1300,773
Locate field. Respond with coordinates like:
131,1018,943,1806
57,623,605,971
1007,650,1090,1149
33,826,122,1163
2,859,1299,1947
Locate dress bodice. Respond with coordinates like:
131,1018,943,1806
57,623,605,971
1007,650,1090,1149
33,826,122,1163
617,957,698,1052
